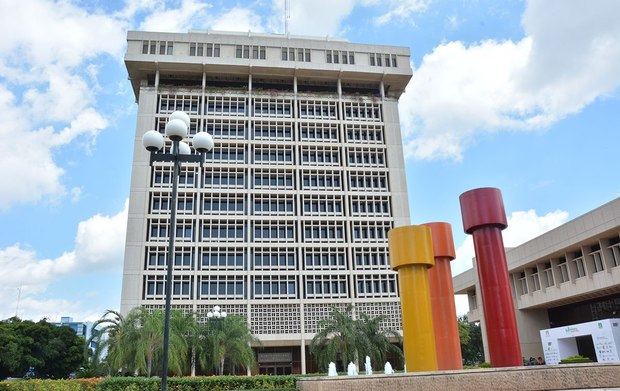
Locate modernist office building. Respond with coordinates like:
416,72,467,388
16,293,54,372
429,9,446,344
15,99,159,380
120,30,412,374
454,198,620,362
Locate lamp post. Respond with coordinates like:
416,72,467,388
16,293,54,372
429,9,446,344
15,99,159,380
206,305,228,320
142,111,214,391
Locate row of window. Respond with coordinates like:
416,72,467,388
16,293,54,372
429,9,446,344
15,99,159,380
146,219,392,243
236,45,267,59
150,193,390,217
142,40,173,55
145,246,391,271
514,237,620,295
143,273,397,299
155,118,384,144
281,47,311,62
189,43,221,57
140,41,400,69
157,95,383,121
326,50,355,65
152,168,390,191
369,53,397,67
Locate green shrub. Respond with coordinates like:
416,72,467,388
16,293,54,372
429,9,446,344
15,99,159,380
559,355,592,364
0,378,100,391
97,376,298,391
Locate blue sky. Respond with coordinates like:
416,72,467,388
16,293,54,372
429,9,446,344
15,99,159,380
0,0,618,321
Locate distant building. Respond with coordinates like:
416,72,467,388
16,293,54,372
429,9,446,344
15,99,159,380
53,316,96,350
454,197,620,361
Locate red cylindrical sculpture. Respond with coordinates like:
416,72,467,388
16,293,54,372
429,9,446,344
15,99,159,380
423,222,463,370
459,187,522,367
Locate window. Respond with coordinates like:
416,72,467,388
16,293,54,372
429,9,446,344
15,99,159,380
326,50,354,64
205,96,247,116
253,121,293,141
253,248,296,270
253,276,296,299
609,237,620,267
518,272,528,295
205,144,246,164
146,246,194,271
346,124,384,144
301,169,342,190
305,275,348,298
157,94,201,114
253,145,294,164
235,45,251,59
253,169,294,190
349,171,389,192
204,168,245,189
303,221,345,243
206,119,246,139
391,54,397,67
304,248,347,270
369,53,375,66
350,195,390,217
343,101,382,121
148,219,168,241
298,99,338,120
529,270,541,292
299,122,339,142
355,274,398,298
302,195,344,216
572,256,586,278
557,258,570,283
142,40,173,55
200,247,244,270
201,220,245,242
347,147,387,167
353,247,390,270
253,98,292,118
253,194,295,215
202,193,244,215
301,146,340,166
543,262,554,287
200,276,245,299
281,47,310,62
144,275,192,300
351,221,392,243
145,246,167,269
252,221,295,242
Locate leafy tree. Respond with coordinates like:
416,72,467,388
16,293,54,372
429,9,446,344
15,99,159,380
0,317,85,379
459,316,484,365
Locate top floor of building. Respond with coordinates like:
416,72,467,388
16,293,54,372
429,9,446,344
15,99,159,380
125,30,413,101
454,197,620,318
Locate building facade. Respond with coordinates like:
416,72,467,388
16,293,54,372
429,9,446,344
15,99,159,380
120,30,412,374
454,197,620,361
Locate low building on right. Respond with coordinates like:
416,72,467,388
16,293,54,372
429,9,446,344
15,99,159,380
454,197,620,362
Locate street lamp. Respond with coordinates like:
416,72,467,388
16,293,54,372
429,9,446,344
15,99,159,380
142,111,214,391
206,305,228,320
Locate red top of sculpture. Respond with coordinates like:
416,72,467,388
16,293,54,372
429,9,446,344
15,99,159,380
423,222,456,260
459,187,508,234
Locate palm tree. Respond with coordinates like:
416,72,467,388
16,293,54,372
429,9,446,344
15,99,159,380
197,315,257,375
310,305,364,371
356,312,403,369
89,309,140,375
310,305,403,371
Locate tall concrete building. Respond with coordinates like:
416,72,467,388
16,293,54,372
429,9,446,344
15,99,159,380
454,197,620,362
120,30,412,374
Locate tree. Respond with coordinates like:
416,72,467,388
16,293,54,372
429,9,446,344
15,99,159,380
0,317,85,379
197,315,257,375
459,316,484,365
310,305,402,371
356,312,403,369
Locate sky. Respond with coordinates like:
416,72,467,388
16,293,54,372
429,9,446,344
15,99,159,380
0,0,618,322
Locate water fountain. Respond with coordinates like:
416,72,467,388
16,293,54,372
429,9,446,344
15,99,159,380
384,362,394,375
327,362,337,376
347,362,358,376
364,356,372,375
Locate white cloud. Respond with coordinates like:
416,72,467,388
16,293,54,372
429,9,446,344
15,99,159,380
0,201,128,321
0,0,129,209
372,0,430,25
400,0,620,160
451,209,570,276
139,0,210,32
211,7,265,32
269,0,356,37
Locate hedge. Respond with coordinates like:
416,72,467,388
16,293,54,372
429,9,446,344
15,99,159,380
0,378,99,391
559,355,592,364
0,376,298,391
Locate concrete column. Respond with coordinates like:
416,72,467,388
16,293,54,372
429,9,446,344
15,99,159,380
154,68,160,88
379,80,385,99
460,188,522,367
337,78,342,97
300,339,307,374
388,225,438,372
